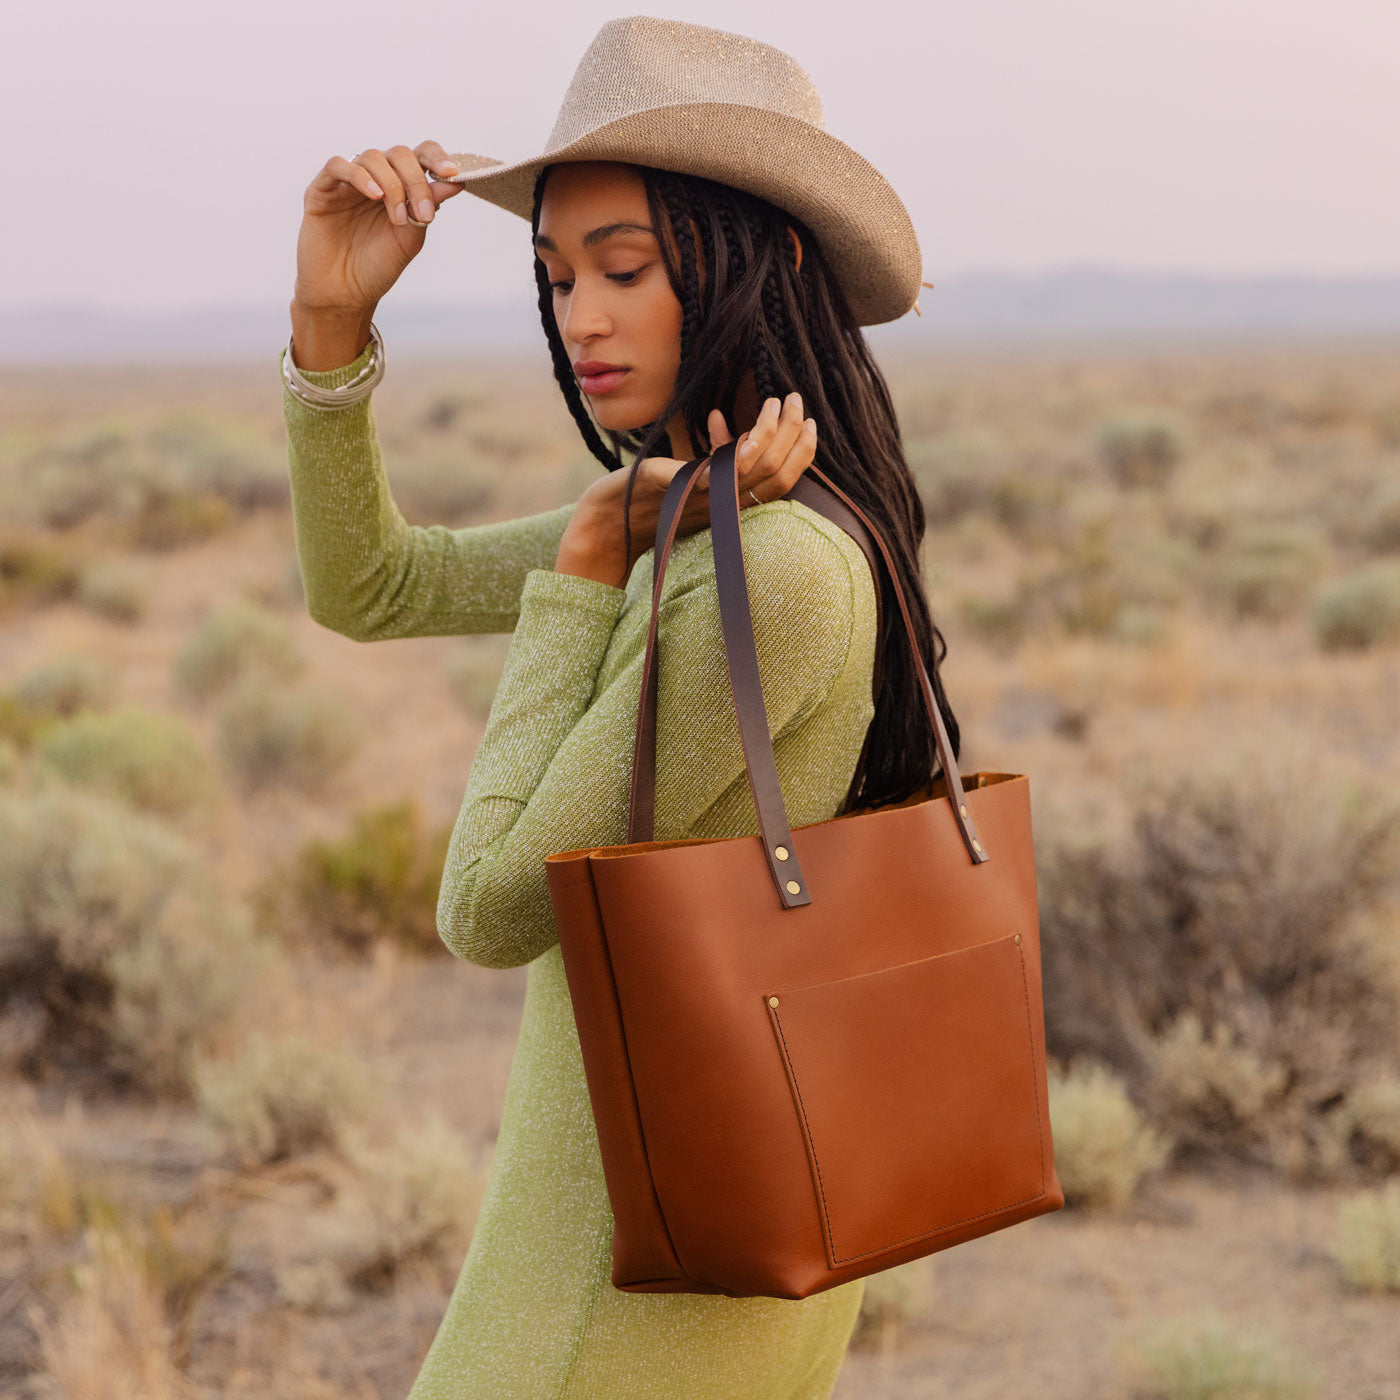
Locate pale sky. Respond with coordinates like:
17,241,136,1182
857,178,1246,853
4,0,1398,316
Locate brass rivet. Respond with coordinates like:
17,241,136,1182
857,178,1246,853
972,838,984,854
959,803,968,817
785,880,801,894
774,845,789,861
768,995,779,1008
1013,933,1021,945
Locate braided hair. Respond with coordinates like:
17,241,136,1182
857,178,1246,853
529,161,961,815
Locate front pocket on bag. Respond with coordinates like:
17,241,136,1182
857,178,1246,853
765,932,1048,1267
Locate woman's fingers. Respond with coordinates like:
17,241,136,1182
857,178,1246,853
691,393,816,508
384,144,442,226
736,393,815,498
353,148,407,224
766,392,807,466
737,396,779,465
755,417,818,498
317,155,385,202
342,144,462,229
740,392,804,468
414,139,461,180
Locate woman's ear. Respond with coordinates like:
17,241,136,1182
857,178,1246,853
786,225,803,273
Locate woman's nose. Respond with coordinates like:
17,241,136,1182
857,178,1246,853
559,282,611,343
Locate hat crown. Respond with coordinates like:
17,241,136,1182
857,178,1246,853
547,15,825,150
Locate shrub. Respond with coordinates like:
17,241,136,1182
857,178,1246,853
216,677,357,796
1208,523,1326,622
173,599,306,703
905,429,1004,523
258,798,452,958
193,1031,380,1167
122,488,235,552
1130,1309,1321,1400
5,424,147,530
1047,1058,1173,1206
0,530,81,612
1036,748,1400,1181
1358,476,1400,553
958,589,1028,648
0,734,20,785
14,654,117,720
1112,602,1171,647
324,1113,488,1290
76,560,148,623
34,703,217,819
1338,1074,1400,1175
1312,560,1400,650
107,890,272,1097
29,1223,199,1400
1021,518,1189,639
1094,410,1188,489
1330,1179,1400,1293
148,410,290,513
0,784,266,1093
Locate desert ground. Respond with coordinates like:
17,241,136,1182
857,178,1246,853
1,336,1398,1398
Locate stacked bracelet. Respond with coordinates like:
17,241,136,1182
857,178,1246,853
281,321,386,410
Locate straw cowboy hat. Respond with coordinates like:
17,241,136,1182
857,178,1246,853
435,15,926,327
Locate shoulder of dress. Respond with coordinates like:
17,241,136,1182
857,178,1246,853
749,497,879,628
657,498,877,638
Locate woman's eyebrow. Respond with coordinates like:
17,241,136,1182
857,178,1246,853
533,222,656,252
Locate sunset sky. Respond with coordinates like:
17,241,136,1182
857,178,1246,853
5,0,1397,316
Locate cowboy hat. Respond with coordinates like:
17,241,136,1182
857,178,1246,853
435,15,924,327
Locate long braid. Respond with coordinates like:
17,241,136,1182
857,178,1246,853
530,166,623,474
530,159,963,809
655,174,701,361
752,270,781,408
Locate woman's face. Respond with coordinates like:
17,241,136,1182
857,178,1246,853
535,161,685,443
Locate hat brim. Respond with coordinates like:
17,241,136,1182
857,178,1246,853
437,103,922,327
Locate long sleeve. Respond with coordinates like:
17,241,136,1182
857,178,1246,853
436,507,861,968
280,340,576,639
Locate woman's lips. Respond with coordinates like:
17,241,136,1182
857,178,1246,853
579,368,630,396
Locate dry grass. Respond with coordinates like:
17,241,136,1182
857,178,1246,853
0,340,1398,1396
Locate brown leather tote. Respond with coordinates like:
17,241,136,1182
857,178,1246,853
545,439,1064,1300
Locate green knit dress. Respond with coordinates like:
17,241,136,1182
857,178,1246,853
280,340,878,1399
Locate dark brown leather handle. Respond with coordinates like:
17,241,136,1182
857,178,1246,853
627,441,988,906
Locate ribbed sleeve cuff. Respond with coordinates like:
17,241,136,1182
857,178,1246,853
279,337,376,390
517,565,627,624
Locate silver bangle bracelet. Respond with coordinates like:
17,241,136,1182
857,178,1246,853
281,321,385,410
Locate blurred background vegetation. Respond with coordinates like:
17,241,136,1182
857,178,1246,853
1,340,1398,1398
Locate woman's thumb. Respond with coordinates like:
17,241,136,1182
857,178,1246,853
707,408,732,446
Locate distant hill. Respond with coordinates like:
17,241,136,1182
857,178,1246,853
4,269,1399,364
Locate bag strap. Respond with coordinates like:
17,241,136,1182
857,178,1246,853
627,441,988,907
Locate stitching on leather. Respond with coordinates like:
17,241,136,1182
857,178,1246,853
1015,938,1049,1197
769,1009,840,1258
770,935,1050,1265
589,921,690,1279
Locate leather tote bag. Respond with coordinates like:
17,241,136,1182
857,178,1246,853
545,439,1064,1300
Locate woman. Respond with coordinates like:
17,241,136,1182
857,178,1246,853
280,17,962,1397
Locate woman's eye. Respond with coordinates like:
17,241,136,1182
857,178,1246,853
549,269,644,294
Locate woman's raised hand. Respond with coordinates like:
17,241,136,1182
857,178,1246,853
703,392,818,505
292,140,464,321
555,392,819,589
